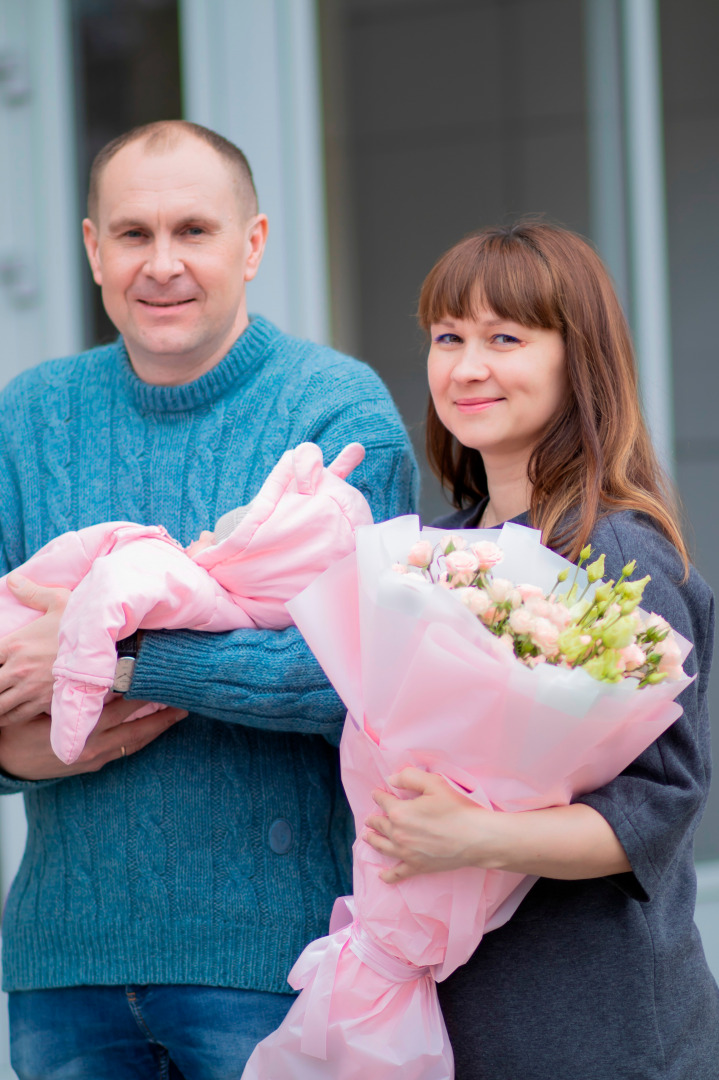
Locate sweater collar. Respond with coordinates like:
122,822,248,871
115,315,282,413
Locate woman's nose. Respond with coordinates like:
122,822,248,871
453,344,491,381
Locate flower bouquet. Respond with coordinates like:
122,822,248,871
242,516,693,1080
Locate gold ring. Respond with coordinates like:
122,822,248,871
120,745,126,758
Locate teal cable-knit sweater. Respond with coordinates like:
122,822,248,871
0,315,418,993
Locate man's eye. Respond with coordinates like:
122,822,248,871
185,226,205,236
123,230,144,239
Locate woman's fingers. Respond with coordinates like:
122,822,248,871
365,811,391,837
78,703,187,770
380,862,414,884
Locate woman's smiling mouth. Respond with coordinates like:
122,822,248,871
455,397,504,413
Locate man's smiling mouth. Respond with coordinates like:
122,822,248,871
137,298,195,307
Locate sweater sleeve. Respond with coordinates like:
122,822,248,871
0,422,66,794
127,386,419,744
574,513,714,902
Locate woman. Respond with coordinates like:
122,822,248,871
364,223,719,1079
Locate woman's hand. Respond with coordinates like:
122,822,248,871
0,697,187,781
364,766,632,885
365,767,488,884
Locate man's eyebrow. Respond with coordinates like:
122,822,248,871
107,214,222,232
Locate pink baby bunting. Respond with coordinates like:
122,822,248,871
0,443,371,763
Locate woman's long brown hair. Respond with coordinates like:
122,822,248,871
419,222,688,571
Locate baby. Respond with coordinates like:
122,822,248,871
0,443,371,764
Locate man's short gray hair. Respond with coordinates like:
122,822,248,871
87,119,258,222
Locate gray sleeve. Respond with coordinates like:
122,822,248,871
575,514,714,901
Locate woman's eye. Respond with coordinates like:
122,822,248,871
491,333,521,346
434,333,462,344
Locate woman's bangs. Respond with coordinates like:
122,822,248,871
420,234,561,332
473,241,560,330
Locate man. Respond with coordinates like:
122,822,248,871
0,120,417,1077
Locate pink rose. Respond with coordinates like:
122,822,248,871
530,617,560,657
545,600,573,629
620,643,646,672
445,549,479,585
407,540,434,568
461,588,492,617
440,533,466,553
470,540,504,571
509,608,536,636
654,634,685,680
516,583,544,602
524,595,554,620
645,612,671,634
486,577,516,604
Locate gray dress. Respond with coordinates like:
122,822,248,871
431,507,719,1080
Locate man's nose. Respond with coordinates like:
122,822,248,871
143,241,184,283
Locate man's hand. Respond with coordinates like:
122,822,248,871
0,576,70,725
0,697,187,781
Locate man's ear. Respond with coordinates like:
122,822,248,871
82,219,103,285
243,214,269,283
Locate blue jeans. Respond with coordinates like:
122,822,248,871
8,984,293,1079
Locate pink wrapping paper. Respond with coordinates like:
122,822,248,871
243,515,693,1080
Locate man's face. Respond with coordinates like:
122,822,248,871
82,136,267,383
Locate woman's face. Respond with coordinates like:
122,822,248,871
428,306,568,472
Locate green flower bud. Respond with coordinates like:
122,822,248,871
618,575,650,603
586,554,606,584
579,545,592,563
601,616,636,650
594,581,615,604
558,626,592,663
582,648,624,683
642,671,668,686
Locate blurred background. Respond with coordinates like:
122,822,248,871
0,0,717,1068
